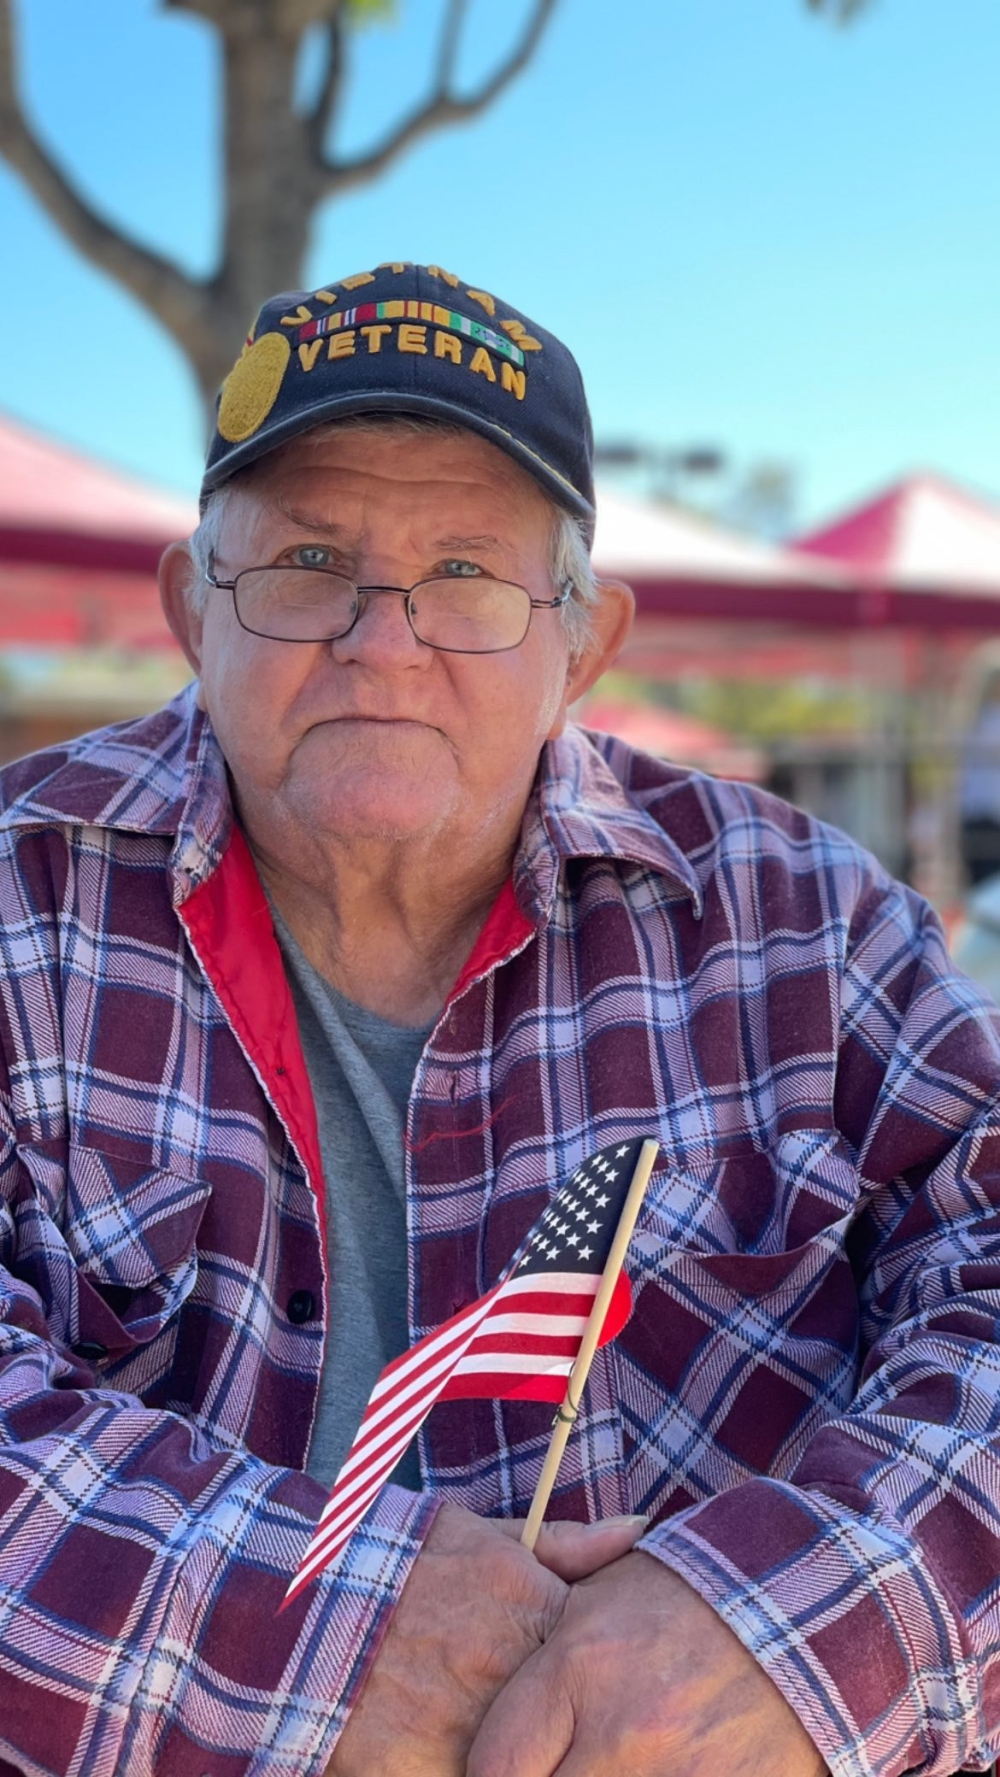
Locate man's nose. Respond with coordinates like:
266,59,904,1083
330,586,427,664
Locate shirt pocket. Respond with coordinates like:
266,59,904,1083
63,1143,212,1358
635,1125,854,1255
633,1125,863,1322
615,1131,862,1509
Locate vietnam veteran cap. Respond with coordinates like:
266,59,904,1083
202,262,595,533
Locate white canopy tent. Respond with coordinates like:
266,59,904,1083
591,485,846,601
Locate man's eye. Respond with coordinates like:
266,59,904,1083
438,559,482,578
294,546,332,569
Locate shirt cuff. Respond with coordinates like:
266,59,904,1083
639,1478,982,1777
145,1478,440,1777
296,1483,443,1763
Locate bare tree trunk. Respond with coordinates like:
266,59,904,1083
200,13,319,402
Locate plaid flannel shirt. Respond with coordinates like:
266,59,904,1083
1,683,999,1777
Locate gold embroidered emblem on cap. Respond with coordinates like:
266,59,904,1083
466,290,496,317
217,332,291,442
280,304,314,327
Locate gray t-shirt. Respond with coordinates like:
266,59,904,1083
273,912,431,1492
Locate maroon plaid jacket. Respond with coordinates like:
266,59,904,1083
1,685,999,1777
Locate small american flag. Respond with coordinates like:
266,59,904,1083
282,1138,649,1608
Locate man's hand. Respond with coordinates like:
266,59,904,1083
467,1550,828,1777
326,1503,648,1777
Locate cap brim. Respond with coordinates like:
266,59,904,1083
200,388,595,531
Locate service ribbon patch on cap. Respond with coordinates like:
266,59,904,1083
297,301,527,367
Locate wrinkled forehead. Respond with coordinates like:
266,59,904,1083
224,417,557,528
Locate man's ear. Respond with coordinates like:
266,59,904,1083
159,541,205,679
547,579,635,740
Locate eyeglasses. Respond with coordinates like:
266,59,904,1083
205,560,572,655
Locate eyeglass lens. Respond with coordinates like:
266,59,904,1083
233,568,534,653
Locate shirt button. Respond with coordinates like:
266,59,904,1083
286,1289,316,1324
72,1340,108,1360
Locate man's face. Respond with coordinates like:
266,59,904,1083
169,426,603,851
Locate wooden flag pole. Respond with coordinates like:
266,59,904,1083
521,1137,660,1552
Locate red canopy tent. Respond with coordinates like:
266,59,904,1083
592,486,914,686
594,476,1000,636
793,473,1000,626
592,487,856,625
600,477,1000,688
0,413,196,650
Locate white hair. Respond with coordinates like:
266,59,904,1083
185,416,600,659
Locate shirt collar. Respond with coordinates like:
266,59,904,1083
516,726,703,923
0,683,233,905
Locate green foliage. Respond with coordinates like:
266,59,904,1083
600,672,877,746
343,0,396,21
679,677,869,744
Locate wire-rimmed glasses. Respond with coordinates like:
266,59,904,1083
205,560,572,656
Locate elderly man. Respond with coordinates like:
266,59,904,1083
0,263,998,1777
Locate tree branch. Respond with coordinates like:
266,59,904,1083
323,0,558,197
437,0,467,93
163,0,231,20
0,0,207,345
805,0,870,18
307,3,348,159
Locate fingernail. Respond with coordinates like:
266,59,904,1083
590,1513,649,1529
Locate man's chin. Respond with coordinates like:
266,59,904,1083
278,726,460,840
291,772,456,845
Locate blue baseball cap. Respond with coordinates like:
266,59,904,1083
202,262,595,535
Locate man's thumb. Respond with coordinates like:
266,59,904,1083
500,1513,649,1581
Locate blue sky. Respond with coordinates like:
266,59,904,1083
1,0,997,530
